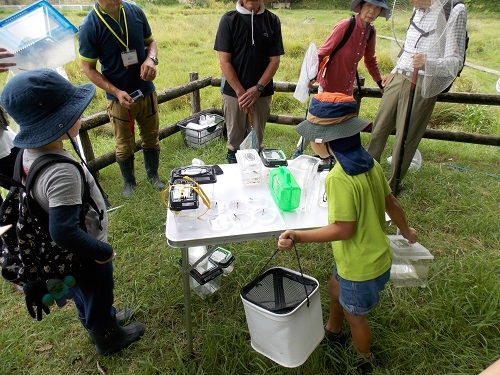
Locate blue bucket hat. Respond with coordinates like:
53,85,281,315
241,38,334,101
1,69,95,149
351,0,392,21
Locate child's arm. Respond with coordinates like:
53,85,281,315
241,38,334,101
385,193,417,243
277,221,355,251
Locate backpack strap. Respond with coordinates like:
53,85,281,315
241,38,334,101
23,153,104,231
407,0,463,49
320,15,356,77
320,16,372,96
329,16,356,64
326,16,374,64
0,173,22,191
66,134,110,210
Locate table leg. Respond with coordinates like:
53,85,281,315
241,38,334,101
181,247,193,355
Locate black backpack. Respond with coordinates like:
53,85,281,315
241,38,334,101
408,0,469,93
0,151,98,286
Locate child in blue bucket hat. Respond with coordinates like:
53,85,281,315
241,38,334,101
278,92,417,373
0,69,145,355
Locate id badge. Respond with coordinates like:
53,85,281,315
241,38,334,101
121,49,138,67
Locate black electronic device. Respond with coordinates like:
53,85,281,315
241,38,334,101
178,258,223,285
170,165,217,184
129,89,144,101
260,148,288,168
169,179,199,211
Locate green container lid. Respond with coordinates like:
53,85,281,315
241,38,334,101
269,166,301,211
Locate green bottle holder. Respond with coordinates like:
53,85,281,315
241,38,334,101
269,166,301,211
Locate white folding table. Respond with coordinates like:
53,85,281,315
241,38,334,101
165,163,327,354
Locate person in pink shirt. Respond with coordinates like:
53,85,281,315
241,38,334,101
314,0,390,94
292,0,390,160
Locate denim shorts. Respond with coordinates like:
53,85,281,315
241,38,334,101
333,266,391,316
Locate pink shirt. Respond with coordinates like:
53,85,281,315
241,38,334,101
317,14,382,95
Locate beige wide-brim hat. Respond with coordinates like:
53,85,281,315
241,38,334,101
350,0,392,20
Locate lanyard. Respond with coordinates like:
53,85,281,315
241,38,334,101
93,5,129,51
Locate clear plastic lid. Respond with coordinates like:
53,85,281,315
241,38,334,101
231,212,254,228
227,199,248,214
253,207,277,224
207,214,232,231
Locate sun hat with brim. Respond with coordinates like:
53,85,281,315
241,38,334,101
350,0,392,20
295,92,371,143
1,68,96,149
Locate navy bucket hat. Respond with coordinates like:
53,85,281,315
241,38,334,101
1,68,95,149
351,0,392,20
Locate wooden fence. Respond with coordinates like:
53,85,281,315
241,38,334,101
80,72,500,174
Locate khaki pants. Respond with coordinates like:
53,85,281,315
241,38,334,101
222,94,272,151
106,92,160,161
367,73,437,187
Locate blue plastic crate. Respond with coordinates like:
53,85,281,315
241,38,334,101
0,0,78,72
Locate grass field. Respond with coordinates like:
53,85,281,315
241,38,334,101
0,2,499,375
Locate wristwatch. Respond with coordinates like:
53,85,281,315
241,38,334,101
149,56,159,65
256,83,265,93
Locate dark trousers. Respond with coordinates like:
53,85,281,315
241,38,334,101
72,260,116,332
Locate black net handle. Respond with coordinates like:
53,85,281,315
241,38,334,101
256,243,310,307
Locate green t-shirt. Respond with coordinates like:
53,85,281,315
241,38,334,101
326,160,392,281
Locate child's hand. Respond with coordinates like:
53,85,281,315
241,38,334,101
278,230,296,251
401,227,417,244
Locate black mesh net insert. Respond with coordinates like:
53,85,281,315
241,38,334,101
241,268,317,314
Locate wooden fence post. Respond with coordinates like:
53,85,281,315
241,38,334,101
190,72,200,114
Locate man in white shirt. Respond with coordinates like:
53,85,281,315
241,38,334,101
368,0,467,192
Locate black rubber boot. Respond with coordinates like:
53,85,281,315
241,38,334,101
87,319,145,356
117,155,137,197
79,309,134,328
143,147,165,191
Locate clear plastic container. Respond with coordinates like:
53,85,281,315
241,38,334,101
209,247,235,275
205,200,226,219
253,207,277,224
207,214,232,231
389,235,434,287
171,208,198,231
236,149,263,185
288,155,320,211
0,1,78,74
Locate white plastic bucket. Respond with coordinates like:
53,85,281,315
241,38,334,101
240,267,324,368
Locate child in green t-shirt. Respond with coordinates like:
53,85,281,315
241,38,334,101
278,92,417,373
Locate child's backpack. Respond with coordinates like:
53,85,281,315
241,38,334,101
0,151,93,286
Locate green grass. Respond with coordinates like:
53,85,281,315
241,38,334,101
1,3,500,375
